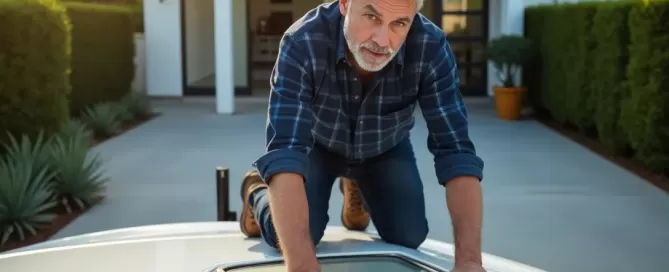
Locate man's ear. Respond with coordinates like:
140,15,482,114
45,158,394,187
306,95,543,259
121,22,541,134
339,0,348,16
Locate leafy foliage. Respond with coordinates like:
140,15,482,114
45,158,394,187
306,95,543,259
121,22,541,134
0,156,58,246
524,0,669,175
49,135,108,213
81,102,122,138
1,132,54,181
590,2,634,154
484,35,533,88
57,118,94,147
0,0,71,146
64,1,135,114
619,1,669,172
121,92,153,120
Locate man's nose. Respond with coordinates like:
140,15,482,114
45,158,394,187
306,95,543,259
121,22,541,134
372,26,390,48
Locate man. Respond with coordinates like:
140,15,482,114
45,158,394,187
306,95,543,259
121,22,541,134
241,0,485,271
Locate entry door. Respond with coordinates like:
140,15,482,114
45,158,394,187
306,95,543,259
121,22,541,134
436,0,489,96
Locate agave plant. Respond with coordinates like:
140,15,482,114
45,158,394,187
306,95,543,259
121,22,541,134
121,92,153,119
1,131,54,180
57,118,94,147
80,102,122,138
49,135,108,213
0,156,58,246
111,101,134,124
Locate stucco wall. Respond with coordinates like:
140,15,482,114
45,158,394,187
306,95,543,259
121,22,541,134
144,0,182,97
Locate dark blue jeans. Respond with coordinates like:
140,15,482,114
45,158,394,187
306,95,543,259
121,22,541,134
249,137,429,249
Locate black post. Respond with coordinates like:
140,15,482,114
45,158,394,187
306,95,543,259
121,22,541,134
216,167,237,221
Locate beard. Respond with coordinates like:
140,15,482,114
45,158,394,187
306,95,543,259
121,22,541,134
342,10,399,72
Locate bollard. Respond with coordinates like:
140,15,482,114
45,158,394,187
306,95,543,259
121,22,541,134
216,167,237,221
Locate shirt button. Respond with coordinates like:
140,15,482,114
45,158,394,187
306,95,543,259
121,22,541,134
359,120,363,124
354,95,360,100
353,78,358,81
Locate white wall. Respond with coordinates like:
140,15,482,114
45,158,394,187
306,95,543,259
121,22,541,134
143,0,182,97
233,1,248,88
185,0,216,83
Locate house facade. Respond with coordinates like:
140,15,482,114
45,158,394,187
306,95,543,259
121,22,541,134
141,0,566,114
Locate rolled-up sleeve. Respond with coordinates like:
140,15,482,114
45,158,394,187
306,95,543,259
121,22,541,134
252,34,314,183
418,35,484,186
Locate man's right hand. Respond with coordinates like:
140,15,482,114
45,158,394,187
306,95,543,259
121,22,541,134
267,173,320,272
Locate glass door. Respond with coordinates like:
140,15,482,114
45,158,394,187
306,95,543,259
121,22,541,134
436,0,489,96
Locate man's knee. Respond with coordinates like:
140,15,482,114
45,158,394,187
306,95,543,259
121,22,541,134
380,221,428,249
262,215,328,249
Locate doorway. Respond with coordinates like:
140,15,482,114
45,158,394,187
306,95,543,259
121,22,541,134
435,0,489,96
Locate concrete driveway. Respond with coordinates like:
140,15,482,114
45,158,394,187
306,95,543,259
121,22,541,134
52,97,669,272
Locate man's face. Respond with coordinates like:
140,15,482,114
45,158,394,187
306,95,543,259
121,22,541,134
340,0,416,72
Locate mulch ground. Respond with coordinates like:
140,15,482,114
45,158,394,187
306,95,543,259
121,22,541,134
92,113,160,146
533,113,669,194
0,197,104,253
0,113,160,253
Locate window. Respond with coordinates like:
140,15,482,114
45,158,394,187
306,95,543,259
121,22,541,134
212,255,442,272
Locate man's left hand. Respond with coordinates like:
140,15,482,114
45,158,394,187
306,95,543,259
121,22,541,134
451,262,487,272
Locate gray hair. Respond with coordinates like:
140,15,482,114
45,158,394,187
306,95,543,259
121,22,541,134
346,0,424,11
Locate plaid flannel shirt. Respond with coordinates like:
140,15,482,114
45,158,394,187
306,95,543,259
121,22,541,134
253,2,484,185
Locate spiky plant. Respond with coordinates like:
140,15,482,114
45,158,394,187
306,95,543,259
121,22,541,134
49,135,108,213
80,102,122,138
121,92,153,120
112,101,134,124
0,156,58,246
57,118,94,147
2,131,54,180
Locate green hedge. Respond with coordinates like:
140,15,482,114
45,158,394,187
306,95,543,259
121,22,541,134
591,2,634,154
563,3,598,133
524,0,669,175
0,0,72,145
64,2,135,115
620,1,669,172
59,0,143,33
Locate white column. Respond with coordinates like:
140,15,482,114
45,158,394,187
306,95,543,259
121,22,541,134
214,0,235,114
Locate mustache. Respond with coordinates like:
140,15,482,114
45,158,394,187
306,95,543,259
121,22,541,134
359,42,393,55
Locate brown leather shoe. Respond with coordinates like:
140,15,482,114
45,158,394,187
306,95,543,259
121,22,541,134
240,170,267,238
340,177,370,231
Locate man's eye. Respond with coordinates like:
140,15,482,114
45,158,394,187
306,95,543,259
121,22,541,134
394,21,406,27
365,14,378,20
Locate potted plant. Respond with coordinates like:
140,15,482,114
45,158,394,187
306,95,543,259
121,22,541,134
484,35,533,120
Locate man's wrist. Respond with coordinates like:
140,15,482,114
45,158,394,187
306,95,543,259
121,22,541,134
455,252,482,266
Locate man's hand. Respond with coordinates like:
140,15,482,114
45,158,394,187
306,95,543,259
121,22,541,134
451,262,487,272
445,176,483,267
267,173,320,272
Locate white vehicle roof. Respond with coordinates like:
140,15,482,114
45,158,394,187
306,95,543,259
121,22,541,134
0,222,547,272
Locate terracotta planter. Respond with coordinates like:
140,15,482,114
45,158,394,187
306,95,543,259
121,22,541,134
493,86,526,120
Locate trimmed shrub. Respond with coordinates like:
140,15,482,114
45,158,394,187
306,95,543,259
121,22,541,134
59,0,143,33
619,0,669,173
523,5,573,123
64,2,135,115
561,3,598,133
525,0,669,175
0,0,72,146
590,2,634,154
522,6,546,111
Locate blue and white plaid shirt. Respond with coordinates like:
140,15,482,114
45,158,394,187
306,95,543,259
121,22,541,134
253,1,484,185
